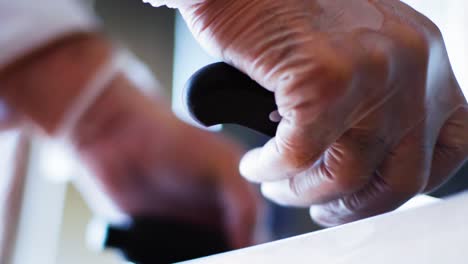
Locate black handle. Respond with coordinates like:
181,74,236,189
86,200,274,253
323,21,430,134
185,62,278,137
102,218,229,264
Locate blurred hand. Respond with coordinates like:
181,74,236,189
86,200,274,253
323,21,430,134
0,33,258,247
71,74,258,248
150,0,468,225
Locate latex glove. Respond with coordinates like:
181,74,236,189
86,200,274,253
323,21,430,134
148,0,468,226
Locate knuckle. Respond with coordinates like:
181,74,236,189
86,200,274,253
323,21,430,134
395,24,430,66
349,29,393,81
421,17,443,42
365,45,391,82
369,47,390,68
317,55,354,99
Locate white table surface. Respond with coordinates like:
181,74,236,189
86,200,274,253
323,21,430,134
184,192,468,264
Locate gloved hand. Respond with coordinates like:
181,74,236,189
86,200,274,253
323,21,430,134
147,0,468,226
0,34,258,248
71,73,258,248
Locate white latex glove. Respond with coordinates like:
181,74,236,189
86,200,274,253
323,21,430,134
146,0,468,226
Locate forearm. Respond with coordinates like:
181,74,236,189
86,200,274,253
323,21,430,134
0,33,113,134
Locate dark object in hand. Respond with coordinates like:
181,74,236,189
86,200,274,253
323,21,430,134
185,62,278,137
103,218,230,264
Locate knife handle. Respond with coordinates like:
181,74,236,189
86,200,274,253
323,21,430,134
89,217,229,264
185,62,278,137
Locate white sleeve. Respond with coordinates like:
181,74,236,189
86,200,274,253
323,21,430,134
0,0,100,70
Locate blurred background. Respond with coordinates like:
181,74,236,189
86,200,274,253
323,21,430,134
0,0,467,263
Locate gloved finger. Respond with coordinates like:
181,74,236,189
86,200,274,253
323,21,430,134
310,126,433,226
424,105,468,192
240,138,302,183
239,55,357,183
259,127,390,207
